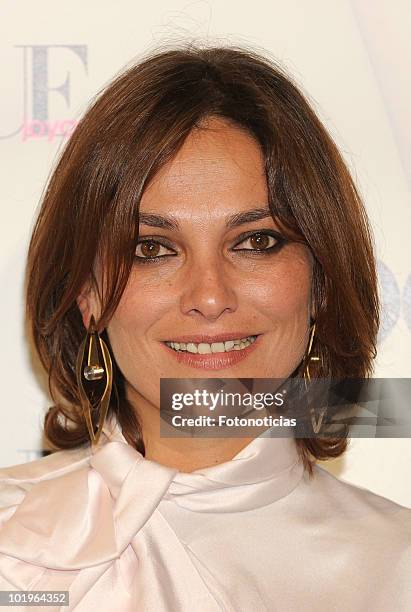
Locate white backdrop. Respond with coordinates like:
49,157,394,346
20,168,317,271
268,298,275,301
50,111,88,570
1,0,410,507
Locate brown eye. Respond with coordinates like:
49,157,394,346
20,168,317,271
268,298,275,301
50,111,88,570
249,233,271,250
135,239,175,260
233,232,278,251
140,241,160,258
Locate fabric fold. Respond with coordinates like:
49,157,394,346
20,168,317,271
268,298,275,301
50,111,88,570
0,417,303,570
0,427,178,570
163,427,304,512
1,414,408,611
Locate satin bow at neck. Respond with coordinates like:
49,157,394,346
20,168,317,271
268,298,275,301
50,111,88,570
0,415,304,569
93,416,304,513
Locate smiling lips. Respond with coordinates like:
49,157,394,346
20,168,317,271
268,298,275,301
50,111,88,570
165,335,258,354
161,334,262,370
163,331,260,343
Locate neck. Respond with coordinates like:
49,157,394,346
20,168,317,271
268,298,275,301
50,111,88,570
125,384,262,473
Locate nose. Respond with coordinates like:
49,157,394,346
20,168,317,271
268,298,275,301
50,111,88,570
179,254,238,322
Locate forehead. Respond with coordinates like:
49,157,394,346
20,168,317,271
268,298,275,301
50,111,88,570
139,118,268,221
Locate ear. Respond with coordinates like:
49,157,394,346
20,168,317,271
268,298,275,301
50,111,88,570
76,279,101,330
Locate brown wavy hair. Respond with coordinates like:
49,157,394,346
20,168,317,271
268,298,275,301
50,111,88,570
25,43,379,475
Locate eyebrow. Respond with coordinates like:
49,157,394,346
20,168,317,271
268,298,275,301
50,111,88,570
138,206,273,231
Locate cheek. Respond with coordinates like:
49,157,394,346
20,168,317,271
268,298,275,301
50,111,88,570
107,275,172,342
115,274,158,316
246,258,312,320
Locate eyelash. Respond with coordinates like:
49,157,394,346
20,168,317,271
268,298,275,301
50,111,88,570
134,230,287,265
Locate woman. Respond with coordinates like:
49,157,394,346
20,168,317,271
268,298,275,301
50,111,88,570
0,44,409,611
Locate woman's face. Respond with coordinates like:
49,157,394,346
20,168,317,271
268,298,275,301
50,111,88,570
81,117,314,408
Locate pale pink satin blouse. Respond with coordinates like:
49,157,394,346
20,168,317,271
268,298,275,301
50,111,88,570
0,415,410,611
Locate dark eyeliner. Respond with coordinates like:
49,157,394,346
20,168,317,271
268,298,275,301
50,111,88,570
134,229,288,264
134,236,177,264
231,229,288,254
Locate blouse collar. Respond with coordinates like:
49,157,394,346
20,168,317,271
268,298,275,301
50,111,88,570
95,414,305,512
0,414,304,570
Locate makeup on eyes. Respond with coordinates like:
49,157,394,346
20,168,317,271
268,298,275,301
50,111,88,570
134,229,288,264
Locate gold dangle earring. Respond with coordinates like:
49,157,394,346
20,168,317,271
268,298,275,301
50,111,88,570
75,314,113,446
303,322,326,434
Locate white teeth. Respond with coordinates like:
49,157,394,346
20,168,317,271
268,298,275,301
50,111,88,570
165,335,258,354
198,343,211,354
211,342,225,353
